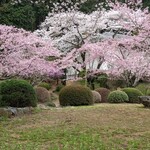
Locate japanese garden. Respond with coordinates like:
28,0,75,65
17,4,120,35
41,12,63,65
0,0,150,149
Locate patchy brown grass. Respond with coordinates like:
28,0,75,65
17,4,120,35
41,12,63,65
0,104,150,150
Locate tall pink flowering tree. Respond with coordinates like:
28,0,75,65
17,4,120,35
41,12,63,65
0,25,62,82
35,0,150,86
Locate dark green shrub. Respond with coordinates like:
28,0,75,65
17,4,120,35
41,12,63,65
97,74,108,88
108,90,129,103
38,82,51,90
59,85,93,106
122,88,144,103
0,79,37,107
95,88,110,103
92,91,101,103
136,83,150,96
34,87,51,103
107,79,126,90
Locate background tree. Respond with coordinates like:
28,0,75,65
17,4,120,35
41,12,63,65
0,0,149,31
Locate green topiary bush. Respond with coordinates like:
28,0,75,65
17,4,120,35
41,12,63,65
108,90,129,103
136,83,150,96
59,85,93,106
95,88,110,103
37,82,51,90
122,88,143,103
0,79,37,107
34,87,51,103
146,89,150,96
92,91,101,103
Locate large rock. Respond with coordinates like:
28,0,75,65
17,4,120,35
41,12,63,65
139,96,150,108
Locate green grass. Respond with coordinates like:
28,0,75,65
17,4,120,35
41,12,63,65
0,104,150,150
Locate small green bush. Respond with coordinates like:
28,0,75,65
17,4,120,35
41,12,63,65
59,85,93,106
92,91,101,103
108,90,129,103
107,79,126,90
34,87,51,103
95,88,110,103
38,82,51,90
122,88,143,103
0,79,37,107
97,74,108,88
136,83,150,96
146,89,150,96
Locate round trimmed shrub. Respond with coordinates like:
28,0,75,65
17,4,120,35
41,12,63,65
108,90,129,103
0,79,37,107
92,91,101,103
34,87,51,103
37,82,51,90
122,88,144,103
136,83,150,96
146,89,150,96
59,85,93,106
95,88,110,103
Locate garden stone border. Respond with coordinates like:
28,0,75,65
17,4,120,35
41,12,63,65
0,107,34,118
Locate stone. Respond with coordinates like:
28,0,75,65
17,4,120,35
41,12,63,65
46,102,56,107
22,107,31,114
7,107,17,116
37,104,49,109
0,106,33,117
139,96,150,108
17,108,24,115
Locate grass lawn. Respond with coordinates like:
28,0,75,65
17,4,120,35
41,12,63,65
0,104,150,150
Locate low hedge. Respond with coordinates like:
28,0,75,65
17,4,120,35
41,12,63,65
108,90,129,103
122,88,143,103
59,85,93,106
0,79,37,107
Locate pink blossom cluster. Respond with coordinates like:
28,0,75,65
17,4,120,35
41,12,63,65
0,25,62,79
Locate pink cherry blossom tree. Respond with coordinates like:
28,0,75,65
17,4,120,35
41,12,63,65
0,25,62,83
35,0,150,86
